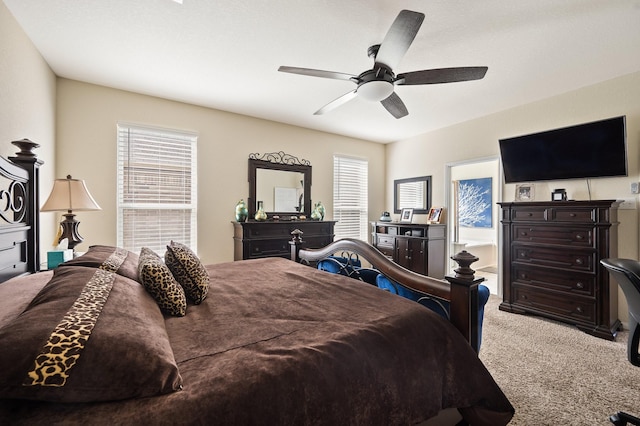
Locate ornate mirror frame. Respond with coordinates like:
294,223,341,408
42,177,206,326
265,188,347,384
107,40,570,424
248,152,312,219
393,176,431,214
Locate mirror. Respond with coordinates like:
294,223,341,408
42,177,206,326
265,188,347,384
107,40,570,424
394,176,431,214
248,152,312,219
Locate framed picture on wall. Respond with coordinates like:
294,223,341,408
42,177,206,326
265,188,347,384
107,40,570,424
427,207,443,224
457,177,492,228
400,208,414,223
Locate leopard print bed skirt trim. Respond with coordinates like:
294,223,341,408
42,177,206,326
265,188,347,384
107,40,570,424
23,248,128,388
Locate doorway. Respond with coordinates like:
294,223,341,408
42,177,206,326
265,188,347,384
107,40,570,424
445,157,501,295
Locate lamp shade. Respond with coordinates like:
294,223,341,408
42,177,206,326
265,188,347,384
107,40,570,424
41,175,101,212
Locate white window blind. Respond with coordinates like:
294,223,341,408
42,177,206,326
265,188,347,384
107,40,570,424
333,155,368,241
117,124,197,255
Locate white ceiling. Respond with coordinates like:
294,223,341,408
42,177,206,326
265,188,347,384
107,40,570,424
5,0,640,143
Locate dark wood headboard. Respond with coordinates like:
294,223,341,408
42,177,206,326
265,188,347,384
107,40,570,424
0,139,42,283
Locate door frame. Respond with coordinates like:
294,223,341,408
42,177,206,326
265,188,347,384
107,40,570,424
444,156,503,295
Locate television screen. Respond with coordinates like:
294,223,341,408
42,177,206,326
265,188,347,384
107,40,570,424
499,116,627,184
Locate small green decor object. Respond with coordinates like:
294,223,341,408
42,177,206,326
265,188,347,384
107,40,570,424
235,199,248,222
311,201,325,221
254,201,267,221
316,201,325,220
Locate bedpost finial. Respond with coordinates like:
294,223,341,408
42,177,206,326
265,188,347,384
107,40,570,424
450,250,479,280
290,228,304,242
11,139,40,158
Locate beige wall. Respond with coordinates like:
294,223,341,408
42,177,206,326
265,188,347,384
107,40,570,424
0,2,56,263
386,71,640,323
55,79,385,264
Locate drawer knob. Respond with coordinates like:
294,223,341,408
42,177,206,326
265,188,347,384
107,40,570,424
520,231,528,236
527,213,533,216
575,258,583,265
576,306,583,313
570,213,576,217
576,234,583,240
520,273,528,279
521,294,528,300
576,282,584,289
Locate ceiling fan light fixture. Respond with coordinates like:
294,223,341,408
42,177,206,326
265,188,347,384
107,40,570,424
357,80,394,102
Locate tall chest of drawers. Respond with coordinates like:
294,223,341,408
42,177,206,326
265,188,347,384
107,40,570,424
498,200,621,340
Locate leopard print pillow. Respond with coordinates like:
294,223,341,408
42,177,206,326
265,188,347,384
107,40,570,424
165,241,209,304
138,247,187,316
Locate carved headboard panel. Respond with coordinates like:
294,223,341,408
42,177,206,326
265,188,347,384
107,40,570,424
0,139,42,283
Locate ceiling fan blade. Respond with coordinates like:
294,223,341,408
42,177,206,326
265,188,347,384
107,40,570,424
380,92,408,119
278,66,357,81
314,90,358,115
374,10,425,71
396,66,488,85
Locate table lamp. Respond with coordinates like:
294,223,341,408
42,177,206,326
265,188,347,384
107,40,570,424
41,175,101,250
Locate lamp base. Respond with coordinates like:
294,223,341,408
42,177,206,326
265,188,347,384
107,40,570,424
59,213,83,250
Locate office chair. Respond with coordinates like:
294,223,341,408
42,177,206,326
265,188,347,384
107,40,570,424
600,258,640,426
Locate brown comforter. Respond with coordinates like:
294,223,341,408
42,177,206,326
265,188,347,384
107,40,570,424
0,256,513,425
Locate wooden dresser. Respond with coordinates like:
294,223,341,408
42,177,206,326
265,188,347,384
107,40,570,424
498,200,621,340
370,222,446,279
233,220,336,260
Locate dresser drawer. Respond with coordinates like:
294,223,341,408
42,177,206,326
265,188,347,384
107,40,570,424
513,245,595,272
247,235,332,259
512,208,546,221
512,265,595,297
244,221,333,238
513,224,593,247
376,235,395,247
247,239,291,258
513,285,595,324
549,208,595,223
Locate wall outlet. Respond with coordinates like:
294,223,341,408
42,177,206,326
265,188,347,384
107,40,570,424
631,182,639,194
619,198,637,210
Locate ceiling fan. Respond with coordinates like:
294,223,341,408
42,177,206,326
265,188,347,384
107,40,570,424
278,10,488,119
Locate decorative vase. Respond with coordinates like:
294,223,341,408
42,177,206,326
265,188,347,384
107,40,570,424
316,201,326,220
254,201,267,221
380,211,392,222
311,201,325,221
235,199,248,222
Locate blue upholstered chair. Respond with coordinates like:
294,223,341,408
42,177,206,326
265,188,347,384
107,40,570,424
376,274,490,350
316,256,380,286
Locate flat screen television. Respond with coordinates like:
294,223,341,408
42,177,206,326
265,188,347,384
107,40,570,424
499,116,627,184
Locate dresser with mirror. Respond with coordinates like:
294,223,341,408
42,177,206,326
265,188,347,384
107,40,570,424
233,152,335,260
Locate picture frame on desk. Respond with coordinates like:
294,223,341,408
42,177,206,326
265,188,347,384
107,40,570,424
427,207,443,224
400,208,414,223
515,183,534,201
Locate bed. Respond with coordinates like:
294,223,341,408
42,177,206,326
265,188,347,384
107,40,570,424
0,143,513,425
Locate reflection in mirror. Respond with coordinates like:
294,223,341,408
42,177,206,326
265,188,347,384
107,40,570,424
248,152,312,218
394,176,431,214
256,169,305,212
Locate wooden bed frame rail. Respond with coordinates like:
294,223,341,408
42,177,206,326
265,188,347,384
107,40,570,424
292,237,485,352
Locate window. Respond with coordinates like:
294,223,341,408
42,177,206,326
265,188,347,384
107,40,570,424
117,124,197,254
333,155,368,241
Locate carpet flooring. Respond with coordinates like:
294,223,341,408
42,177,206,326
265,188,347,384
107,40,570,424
479,296,640,425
